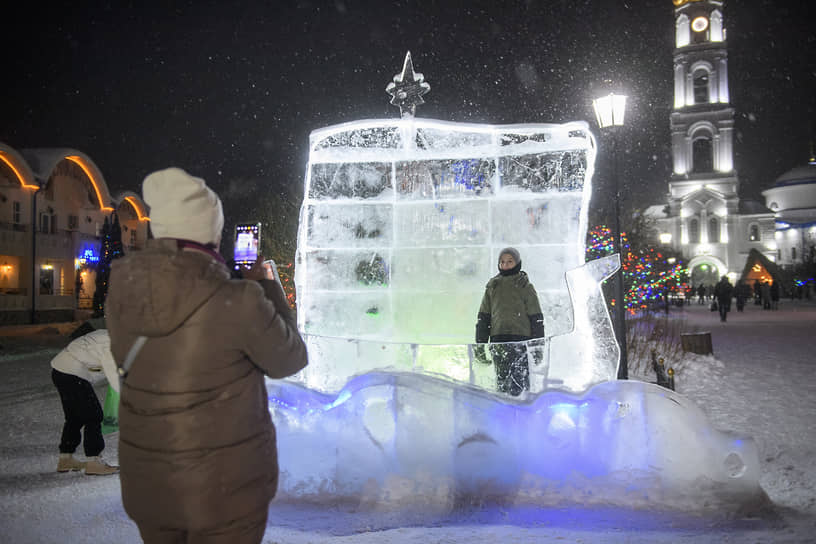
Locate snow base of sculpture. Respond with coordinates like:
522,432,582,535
268,372,763,513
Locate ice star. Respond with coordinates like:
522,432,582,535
386,51,430,118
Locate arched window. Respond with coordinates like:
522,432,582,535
692,137,713,172
689,218,700,243
749,224,760,241
693,69,709,103
708,217,719,243
676,14,690,48
710,10,724,41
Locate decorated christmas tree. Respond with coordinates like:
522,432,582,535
92,213,125,318
586,225,688,311
93,213,126,433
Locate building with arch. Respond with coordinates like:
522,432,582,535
648,0,776,287
0,142,149,324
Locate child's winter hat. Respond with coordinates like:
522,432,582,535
142,167,224,247
498,247,521,265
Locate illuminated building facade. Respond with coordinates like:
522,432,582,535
648,0,776,287
0,143,149,324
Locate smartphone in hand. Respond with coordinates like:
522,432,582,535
234,223,261,268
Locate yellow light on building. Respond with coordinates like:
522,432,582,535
692,16,709,32
0,153,38,189
124,196,150,221
65,156,114,212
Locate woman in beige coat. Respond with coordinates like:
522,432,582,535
106,168,308,543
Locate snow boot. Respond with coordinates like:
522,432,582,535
84,456,119,475
57,453,86,473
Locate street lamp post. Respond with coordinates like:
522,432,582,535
592,93,628,380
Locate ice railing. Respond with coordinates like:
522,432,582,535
294,253,620,395
294,119,620,394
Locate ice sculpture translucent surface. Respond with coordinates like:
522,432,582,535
275,115,763,511
268,373,763,511
295,118,620,394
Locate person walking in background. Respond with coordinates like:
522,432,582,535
51,329,120,476
697,283,706,305
475,247,545,396
735,280,749,312
770,280,780,310
754,279,762,305
713,275,734,322
761,281,772,310
106,168,308,544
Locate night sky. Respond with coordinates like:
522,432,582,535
2,1,814,254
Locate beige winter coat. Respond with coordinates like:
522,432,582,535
105,239,307,531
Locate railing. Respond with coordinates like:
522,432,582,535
0,287,27,295
0,221,28,232
298,334,552,396
0,291,29,311
40,288,76,296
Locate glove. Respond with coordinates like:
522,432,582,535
473,344,489,365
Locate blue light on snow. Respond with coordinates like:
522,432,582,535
323,389,352,411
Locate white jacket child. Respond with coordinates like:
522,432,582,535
50,329,120,393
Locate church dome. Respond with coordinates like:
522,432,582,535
774,161,816,188
764,159,816,217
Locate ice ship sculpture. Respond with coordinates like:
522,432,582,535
269,55,763,511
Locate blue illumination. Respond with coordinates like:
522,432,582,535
323,389,352,411
267,374,761,510
78,247,100,264
549,401,584,415
449,159,486,191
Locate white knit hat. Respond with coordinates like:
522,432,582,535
142,167,224,246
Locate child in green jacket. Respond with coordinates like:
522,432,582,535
475,247,545,396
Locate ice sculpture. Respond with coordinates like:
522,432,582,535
269,373,763,511
294,118,621,394
273,57,763,511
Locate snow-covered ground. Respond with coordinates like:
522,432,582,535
1,300,814,543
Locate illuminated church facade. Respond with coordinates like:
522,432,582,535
647,0,777,287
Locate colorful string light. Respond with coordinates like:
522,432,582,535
586,225,689,312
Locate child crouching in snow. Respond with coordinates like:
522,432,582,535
51,329,119,475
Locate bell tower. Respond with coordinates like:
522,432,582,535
652,1,776,286
665,1,737,279
669,0,735,192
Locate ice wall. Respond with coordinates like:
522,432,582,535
296,119,595,344
294,119,616,393
268,374,764,512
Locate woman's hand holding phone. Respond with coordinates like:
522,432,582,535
242,255,274,281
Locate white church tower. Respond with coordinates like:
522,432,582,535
653,0,775,287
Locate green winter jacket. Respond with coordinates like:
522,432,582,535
476,271,544,342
